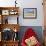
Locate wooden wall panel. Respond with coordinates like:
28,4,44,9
43,0,46,27
43,0,46,46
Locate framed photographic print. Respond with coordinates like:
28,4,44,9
8,16,18,24
1,28,13,41
23,8,37,19
2,10,9,15
9,10,17,15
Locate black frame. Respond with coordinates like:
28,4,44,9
23,8,37,19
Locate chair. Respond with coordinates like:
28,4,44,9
21,28,41,46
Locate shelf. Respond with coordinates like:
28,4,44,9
2,40,19,43
0,24,20,32
0,7,19,24
0,7,19,46
0,7,19,10
0,7,19,16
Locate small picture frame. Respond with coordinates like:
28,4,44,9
2,10,9,15
23,8,37,19
9,10,17,15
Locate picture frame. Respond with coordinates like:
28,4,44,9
1,15,19,24
8,16,18,24
23,8,37,19
9,10,18,15
1,28,13,41
2,10,9,15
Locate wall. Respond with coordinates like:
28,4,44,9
0,0,44,26
18,0,44,26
